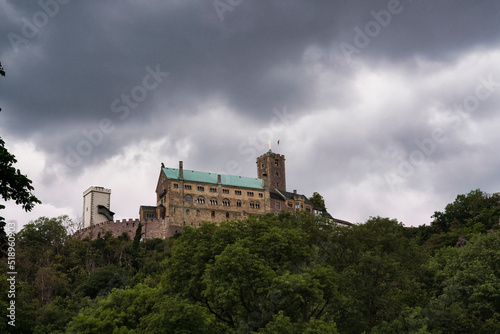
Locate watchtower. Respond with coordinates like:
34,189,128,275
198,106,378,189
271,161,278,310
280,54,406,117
82,186,114,228
256,149,286,192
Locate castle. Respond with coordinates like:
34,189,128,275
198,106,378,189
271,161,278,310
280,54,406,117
76,150,351,240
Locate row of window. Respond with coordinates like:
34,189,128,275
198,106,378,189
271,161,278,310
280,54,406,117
185,195,260,208
184,210,231,219
274,201,309,212
173,183,263,197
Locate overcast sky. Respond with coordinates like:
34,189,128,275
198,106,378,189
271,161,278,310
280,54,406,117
2,0,500,230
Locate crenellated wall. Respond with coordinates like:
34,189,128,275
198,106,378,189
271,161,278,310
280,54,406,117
74,218,183,240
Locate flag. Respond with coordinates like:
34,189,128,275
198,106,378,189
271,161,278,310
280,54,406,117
277,140,280,146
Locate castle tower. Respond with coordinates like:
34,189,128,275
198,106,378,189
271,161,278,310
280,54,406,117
82,186,113,228
256,150,286,192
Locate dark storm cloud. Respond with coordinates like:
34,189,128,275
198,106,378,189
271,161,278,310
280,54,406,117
1,0,500,185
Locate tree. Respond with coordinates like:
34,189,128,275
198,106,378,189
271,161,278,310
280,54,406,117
0,60,41,251
309,192,326,211
163,214,341,332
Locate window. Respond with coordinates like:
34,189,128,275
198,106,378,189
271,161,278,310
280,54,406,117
295,204,300,209
306,208,311,213
210,199,218,205
222,189,229,194
250,202,255,208
211,211,215,218
210,187,217,193
275,159,279,166
226,212,230,219
247,191,254,197
288,202,293,208
261,163,264,168
236,200,241,207
275,202,281,210
184,195,193,202
222,199,230,206
235,190,242,195
197,197,205,204
185,184,192,190
255,202,260,209
196,210,200,216
197,186,204,191
186,209,190,215
275,171,279,176
258,193,263,198
173,183,179,188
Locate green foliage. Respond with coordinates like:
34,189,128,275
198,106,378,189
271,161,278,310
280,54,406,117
8,189,500,333
163,214,341,332
75,265,130,299
432,189,500,233
67,284,159,333
309,192,326,211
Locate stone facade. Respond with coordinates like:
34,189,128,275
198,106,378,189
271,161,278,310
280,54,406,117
74,218,183,240
77,150,349,240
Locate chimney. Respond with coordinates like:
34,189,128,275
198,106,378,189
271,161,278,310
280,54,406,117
179,161,183,179
217,174,221,184
293,189,297,194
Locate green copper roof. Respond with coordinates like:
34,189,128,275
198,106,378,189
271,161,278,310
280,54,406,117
162,168,264,189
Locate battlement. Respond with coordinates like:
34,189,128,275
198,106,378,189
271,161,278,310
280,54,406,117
256,151,285,161
74,217,183,240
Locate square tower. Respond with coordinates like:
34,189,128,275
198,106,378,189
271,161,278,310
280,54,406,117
256,150,286,192
82,186,112,228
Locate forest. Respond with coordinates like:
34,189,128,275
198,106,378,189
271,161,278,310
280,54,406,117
1,188,500,333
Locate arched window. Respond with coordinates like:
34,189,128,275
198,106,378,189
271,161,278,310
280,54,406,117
250,202,255,208
255,202,260,209
197,196,205,204
210,198,218,205
184,195,193,202
226,212,230,219
211,211,215,218
222,199,230,206
236,200,241,207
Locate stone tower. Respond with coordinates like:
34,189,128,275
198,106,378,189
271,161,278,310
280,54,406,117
82,186,113,228
256,150,286,192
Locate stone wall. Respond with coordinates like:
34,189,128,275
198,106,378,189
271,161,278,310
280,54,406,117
74,218,183,240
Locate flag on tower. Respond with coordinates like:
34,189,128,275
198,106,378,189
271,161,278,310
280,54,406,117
277,140,280,146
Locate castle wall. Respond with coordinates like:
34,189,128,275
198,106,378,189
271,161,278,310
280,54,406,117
74,218,183,240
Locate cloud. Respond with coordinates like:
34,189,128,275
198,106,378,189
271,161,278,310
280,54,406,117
2,1,500,228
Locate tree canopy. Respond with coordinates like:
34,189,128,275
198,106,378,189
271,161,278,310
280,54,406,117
3,189,500,332
309,192,326,211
